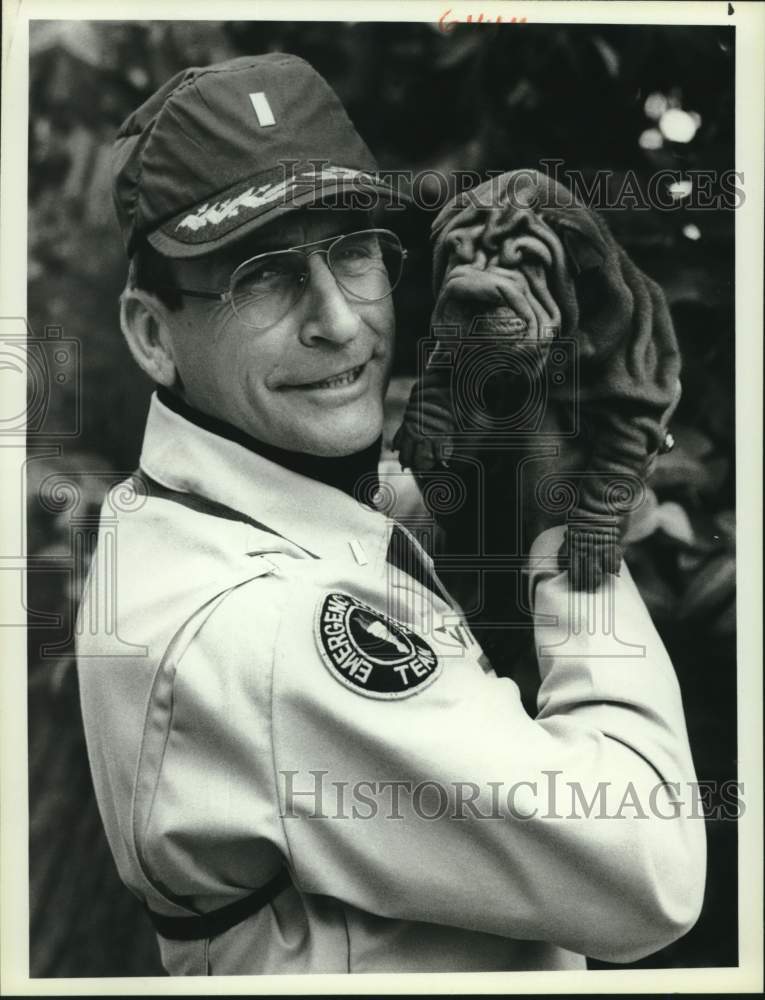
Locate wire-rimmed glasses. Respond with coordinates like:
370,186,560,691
166,228,407,330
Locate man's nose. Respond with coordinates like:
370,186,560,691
297,253,360,347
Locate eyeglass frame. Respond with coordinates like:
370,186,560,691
148,227,408,329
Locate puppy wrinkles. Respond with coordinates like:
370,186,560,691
395,169,681,592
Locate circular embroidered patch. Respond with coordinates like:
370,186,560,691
315,592,441,699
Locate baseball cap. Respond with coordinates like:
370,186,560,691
112,53,407,259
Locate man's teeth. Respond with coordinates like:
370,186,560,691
310,365,363,389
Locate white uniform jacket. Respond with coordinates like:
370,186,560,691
76,391,706,975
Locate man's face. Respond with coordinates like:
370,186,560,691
160,210,396,456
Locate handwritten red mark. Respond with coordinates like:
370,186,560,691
438,9,528,32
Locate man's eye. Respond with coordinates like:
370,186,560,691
241,261,293,288
333,240,383,274
336,246,370,261
258,263,291,280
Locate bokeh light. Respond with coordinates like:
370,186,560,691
638,127,664,150
644,91,668,120
669,179,693,200
659,107,699,143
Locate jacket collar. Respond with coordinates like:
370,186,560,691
138,391,393,568
154,386,382,501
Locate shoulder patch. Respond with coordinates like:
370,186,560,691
315,592,441,699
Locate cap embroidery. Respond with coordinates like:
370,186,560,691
175,166,371,232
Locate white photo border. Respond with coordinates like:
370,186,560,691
1,0,762,994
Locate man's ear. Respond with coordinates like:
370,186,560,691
119,287,179,387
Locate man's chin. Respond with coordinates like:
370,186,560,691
305,430,382,458
248,405,382,456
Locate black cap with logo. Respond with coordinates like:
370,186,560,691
112,53,404,259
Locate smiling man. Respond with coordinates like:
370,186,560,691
123,209,398,459
76,53,705,976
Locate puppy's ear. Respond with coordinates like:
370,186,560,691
560,226,606,276
431,190,475,241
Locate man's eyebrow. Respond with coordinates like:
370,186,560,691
246,226,358,255
243,214,372,255
248,231,301,252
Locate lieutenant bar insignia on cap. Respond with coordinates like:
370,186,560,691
249,92,276,127
315,593,441,700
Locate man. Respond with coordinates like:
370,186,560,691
76,53,705,976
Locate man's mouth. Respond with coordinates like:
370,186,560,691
287,363,366,391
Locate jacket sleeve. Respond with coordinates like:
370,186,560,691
138,529,706,963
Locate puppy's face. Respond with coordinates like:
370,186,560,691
432,203,563,345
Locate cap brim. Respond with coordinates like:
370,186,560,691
147,167,412,259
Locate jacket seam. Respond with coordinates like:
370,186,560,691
342,906,352,973
267,583,300,884
131,593,230,909
131,564,276,912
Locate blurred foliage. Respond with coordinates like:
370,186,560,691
27,20,736,976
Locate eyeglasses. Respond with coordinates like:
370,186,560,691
163,228,407,331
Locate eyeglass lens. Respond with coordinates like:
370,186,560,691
230,230,404,329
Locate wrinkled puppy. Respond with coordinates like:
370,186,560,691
395,169,681,591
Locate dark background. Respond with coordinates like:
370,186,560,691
26,20,736,976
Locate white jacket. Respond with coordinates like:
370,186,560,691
76,391,705,975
